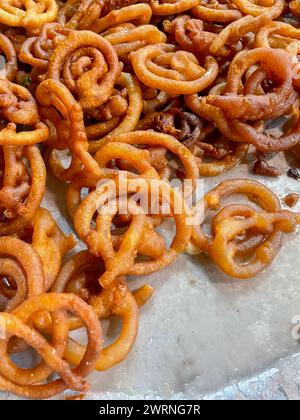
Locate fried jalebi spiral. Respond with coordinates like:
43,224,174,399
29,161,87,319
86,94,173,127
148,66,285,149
0,293,102,399
74,177,192,286
19,23,72,71
0,145,46,235
187,179,300,278
3,27,28,55
87,72,142,147
66,176,169,255
0,208,74,309
46,30,121,109
36,78,101,179
94,140,160,180
187,78,300,152
206,48,297,120
0,236,45,310
1,0,300,400
72,187,150,286
0,79,37,125
187,178,282,253
0,258,28,312
93,130,199,185
142,107,249,176
0,34,17,81
209,13,271,54
0,0,58,31
103,24,167,58
150,0,200,15
65,280,148,371
166,15,235,57
131,43,219,95
51,252,153,371
51,250,105,300
90,3,152,33
191,0,243,22
232,0,284,18
0,79,49,146
219,113,300,152
142,87,178,114
28,208,76,291
46,31,121,109
290,0,300,16
255,21,300,49
209,204,299,278
0,146,30,220
57,0,104,30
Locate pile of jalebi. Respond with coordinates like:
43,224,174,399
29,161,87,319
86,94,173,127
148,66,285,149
0,0,300,399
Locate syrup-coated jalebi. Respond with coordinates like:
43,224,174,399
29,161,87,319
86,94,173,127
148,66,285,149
0,0,300,401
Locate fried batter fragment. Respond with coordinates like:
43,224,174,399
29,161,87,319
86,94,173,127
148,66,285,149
253,157,281,177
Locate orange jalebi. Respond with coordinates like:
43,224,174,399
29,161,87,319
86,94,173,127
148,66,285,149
0,0,299,401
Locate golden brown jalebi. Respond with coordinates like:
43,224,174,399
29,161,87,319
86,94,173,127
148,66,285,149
103,24,167,58
74,177,192,286
0,145,46,235
51,252,153,371
208,204,300,278
46,30,121,109
187,179,300,278
64,279,150,369
191,0,243,22
290,0,300,16
255,21,300,49
57,0,104,30
0,0,58,31
0,293,102,399
19,23,72,71
150,0,201,16
131,43,219,94
36,78,101,179
0,207,74,310
93,130,199,184
187,178,282,252
206,48,296,120
28,208,76,290
0,79,49,145
209,13,271,54
137,107,249,176
0,0,300,401
166,15,236,57
0,236,45,311
90,4,152,34
87,72,143,146
232,0,284,18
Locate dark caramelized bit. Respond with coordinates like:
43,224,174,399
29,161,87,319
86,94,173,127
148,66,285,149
154,110,180,137
287,167,300,180
253,158,281,177
197,139,230,159
153,108,203,147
